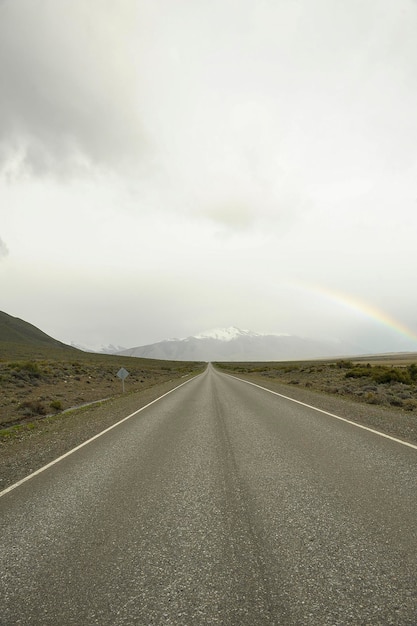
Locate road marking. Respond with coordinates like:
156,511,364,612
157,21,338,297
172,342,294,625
0,376,199,499
227,374,417,451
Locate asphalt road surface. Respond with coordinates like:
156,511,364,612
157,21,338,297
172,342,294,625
1,365,416,625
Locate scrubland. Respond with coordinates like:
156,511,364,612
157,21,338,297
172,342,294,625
217,356,417,412
0,350,203,436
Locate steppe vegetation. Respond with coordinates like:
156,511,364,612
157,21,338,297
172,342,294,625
216,355,417,412
0,350,203,438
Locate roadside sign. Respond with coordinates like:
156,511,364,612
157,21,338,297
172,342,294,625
117,367,129,392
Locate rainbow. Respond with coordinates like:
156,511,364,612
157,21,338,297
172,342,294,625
292,282,417,344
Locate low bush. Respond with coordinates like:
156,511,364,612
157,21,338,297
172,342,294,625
337,360,354,369
50,400,63,412
372,368,411,385
9,361,42,378
345,367,371,379
18,400,47,417
407,363,417,381
388,396,404,407
346,365,413,385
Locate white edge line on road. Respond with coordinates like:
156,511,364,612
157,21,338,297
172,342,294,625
0,375,199,499
227,374,417,451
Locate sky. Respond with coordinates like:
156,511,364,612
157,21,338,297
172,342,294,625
1,0,417,354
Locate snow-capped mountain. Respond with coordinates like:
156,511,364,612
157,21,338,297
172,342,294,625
192,327,289,342
71,341,127,354
116,327,357,362
194,327,260,341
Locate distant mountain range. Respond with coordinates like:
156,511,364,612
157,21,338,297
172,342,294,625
0,312,362,362
70,341,127,354
117,326,357,362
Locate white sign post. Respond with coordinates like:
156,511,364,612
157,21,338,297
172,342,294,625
117,367,129,393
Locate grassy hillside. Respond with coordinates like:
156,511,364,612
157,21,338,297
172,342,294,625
0,310,77,359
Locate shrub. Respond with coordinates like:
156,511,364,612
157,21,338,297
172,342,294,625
372,368,411,385
346,365,412,385
388,397,404,407
407,363,417,381
364,391,384,405
15,361,41,376
19,400,47,416
50,400,63,412
337,360,354,369
364,392,375,403
345,367,371,379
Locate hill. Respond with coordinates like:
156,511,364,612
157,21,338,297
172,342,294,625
0,310,79,360
0,310,70,347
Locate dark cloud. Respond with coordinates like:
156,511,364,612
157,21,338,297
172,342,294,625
0,1,145,177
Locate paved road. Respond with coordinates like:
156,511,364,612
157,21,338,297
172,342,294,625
1,365,416,625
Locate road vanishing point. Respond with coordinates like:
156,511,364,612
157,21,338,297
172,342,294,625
1,365,416,625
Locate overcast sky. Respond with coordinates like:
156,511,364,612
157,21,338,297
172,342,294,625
1,0,417,354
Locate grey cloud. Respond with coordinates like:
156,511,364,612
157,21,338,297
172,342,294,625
199,203,255,231
0,237,9,259
0,1,145,177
